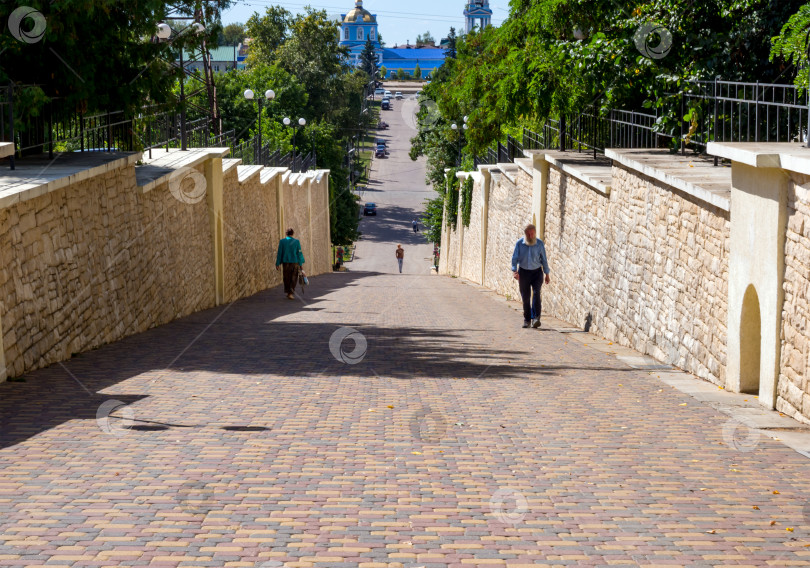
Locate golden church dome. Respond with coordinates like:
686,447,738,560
343,0,376,23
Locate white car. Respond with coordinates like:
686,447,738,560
395,92,403,100
384,90,392,97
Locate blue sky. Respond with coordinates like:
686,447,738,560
221,0,508,46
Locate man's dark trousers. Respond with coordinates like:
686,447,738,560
518,267,543,322
282,263,299,294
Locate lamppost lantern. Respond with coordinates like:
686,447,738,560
298,118,307,127
463,123,469,130
463,115,469,123
244,89,255,100
451,123,458,131
283,117,291,126
191,22,205,35
573,28,586,41
265,89,275,101
156,23,171,40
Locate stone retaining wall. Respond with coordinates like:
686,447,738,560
482,168,532,300
779,175,810,424
0,156,331,379
441,157,730,385
459,175,483,284
545,165,729,384
222,168,281,303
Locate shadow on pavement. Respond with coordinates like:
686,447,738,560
0,270,631,450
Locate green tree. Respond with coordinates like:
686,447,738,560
379,65,388,78
245,6,291,66
359,37,378,77
221,22,246,45
415,31,435,45
0,0,232,115
772,4,810,89
396,68,404,80
413,64,422,79
444,27,457,59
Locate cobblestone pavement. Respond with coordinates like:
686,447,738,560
1,98,810,568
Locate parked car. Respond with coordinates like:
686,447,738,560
377,121,389,129
395,92,403,100
384,90,392,97
381,100,390,110
374,88,385,96
364,203,377,216
375,146,386,158
376,138,387,147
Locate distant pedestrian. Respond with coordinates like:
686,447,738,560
412,219,419,233
395,244,405,273
511,224,550,329
276,228,306,300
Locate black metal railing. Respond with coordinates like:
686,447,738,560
0,85,15,169
228,133,317,172
477,78,810,166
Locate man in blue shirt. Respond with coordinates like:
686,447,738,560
511,223,551,328
276,228,306,300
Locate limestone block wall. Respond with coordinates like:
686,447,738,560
459,176,483,284
482,169,532,299
778,176,810,424
544,165,730,384
0,156,331,380
222,168,282,304
0,162,216,379
441,159,730,386
308,174,332,277
444,198,462,278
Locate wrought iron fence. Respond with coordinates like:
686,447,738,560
0,85,14,169
479,78,810,166
0,85,241,167
228,133,316,172
0,83,319,172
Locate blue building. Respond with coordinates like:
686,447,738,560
464,0,493,33
339,0,446,79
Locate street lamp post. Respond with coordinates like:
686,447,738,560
156,21,205,151
284,117,307,172
245,88,275,165
451,116,469,167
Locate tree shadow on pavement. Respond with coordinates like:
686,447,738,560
0,270,633,449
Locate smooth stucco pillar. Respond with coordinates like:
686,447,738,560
726,163,788,408
205,157,225,306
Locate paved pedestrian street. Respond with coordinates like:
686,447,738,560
1,95,809,568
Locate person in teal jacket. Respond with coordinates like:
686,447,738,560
276,228,306,300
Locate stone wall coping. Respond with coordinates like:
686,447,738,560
543,152,612,196
0,142,13,159
455,170,485,184
260,167,287,185
222,158,242,174
515,157,533,177
495,163,518,184
606,148,731,211
237,165,263,183
0,151,140,210
708,141,810,176
138,147,231,193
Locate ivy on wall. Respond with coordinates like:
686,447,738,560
446,169,460,229
461,176,474,227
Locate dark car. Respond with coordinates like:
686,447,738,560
381,100,390,110
363,203,377,216
375,146,386,158
376,138,387,147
